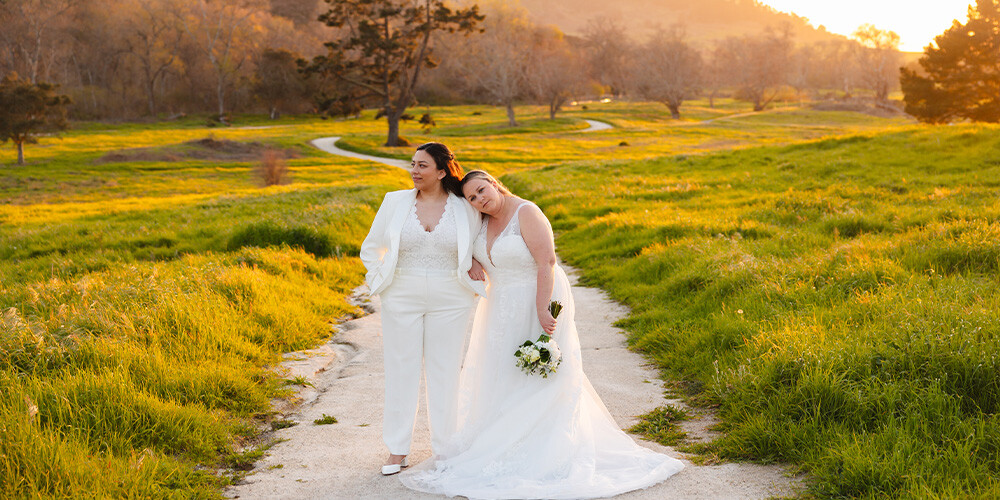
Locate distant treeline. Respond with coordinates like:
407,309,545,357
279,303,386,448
0,0,902,121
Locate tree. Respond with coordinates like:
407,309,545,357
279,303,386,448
0,0,74,84
581,16,632,97
527,26,583,120
901,0,1000,123
630,27,702,119
253,48,306,119
716,27,792,111
308,0,483,146
175,0,265,119
458,0,531,126
123,0,182,116
852,24,901,102
0,73,70,165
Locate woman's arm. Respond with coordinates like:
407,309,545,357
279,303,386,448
359,193,393,272
520,204,558,335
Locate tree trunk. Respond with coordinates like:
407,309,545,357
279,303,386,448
667,102,681,119
549,100,557,120
146,72,157,116
16,141,25,165
709,90,716,108
270,107,279,120
505,102,518,127
147,89,156,116
385,109,402,146
217,75,226,119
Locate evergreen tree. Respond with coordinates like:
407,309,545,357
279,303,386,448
308,0,483,146
901,0,1000,123
0,73,70,165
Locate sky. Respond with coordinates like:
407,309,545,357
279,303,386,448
757,0,974,51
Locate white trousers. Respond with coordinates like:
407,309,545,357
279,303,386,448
379,269,477,455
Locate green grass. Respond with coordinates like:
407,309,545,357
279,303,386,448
0,100,950,498
627,405,688,446
313,414,338,425
0,115,411,497
507,123,1000,498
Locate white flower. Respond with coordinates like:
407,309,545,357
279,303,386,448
547,342,562,361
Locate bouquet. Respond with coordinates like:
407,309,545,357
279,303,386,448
514,301,564,378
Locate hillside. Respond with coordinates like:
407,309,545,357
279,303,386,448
516,0,847,45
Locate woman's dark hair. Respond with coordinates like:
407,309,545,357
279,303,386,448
415,142,464,197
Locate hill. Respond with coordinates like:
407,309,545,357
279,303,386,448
516,0,847,46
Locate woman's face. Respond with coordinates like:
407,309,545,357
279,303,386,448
410,150,444,191
463,177,503,215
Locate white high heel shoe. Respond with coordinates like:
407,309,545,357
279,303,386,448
381,457,409,476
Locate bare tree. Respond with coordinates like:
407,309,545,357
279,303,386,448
716,27,792,111
458,0,531,126
253,48,306,119
852,24,901,102
0,0,75,83
526,26,583,120
630,27,702,119
175,0,265,119
123,0,182,116
581,16,632,98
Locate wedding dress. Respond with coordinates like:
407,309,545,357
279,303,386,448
400,202,684,499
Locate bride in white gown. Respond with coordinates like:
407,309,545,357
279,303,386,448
399,171,684,499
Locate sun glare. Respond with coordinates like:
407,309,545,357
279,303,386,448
758,0,973,51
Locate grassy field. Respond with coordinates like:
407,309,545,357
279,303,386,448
506,124,1000,498
6,99,987,498
0,115,411,497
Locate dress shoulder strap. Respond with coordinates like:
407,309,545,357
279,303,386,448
506,201,536,235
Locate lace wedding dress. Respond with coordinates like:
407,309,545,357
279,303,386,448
400,202,684,499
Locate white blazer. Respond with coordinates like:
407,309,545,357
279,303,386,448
360,189,487,297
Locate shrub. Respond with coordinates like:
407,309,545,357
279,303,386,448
256,149,289,187
227,222,335,257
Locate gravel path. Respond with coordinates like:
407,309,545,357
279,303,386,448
225,270,802,499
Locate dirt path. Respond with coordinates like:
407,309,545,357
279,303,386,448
225,268,801,499
580,119,613,132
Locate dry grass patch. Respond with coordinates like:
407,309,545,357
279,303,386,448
95,137,301,164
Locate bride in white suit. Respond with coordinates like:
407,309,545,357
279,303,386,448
359,142,486,476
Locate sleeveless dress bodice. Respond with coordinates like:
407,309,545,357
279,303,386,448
473,201,539,286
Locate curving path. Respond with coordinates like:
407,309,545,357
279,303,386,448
581,119,613,132
310,137,409,170
227,129,804,500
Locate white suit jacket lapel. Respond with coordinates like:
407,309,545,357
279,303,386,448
388,189,417,245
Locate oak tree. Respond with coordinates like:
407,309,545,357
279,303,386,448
630,27,702,119
716,28,792,111
309,0,483,146
0,73,70,165
527,27,583,120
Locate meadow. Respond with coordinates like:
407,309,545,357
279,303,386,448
2,98,987,498
506,124,1000,498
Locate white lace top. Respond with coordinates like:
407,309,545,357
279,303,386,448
397,196,459,271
